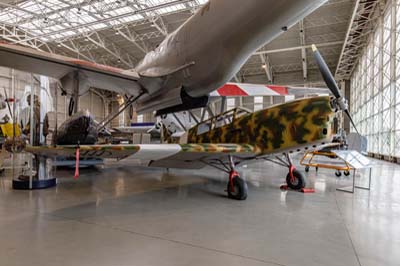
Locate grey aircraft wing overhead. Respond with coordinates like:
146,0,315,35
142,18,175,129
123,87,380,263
0,0,327,114
0,41,142,96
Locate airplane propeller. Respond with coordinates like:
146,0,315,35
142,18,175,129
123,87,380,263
311,44,359,134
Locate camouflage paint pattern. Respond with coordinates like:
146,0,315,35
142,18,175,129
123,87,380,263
188,96,335,155
25,143,259,160
180,143,260,154
26,144,141,159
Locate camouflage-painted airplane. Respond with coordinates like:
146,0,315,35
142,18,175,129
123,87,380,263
24,45,358,201
27,95,335,200
0,0,327,115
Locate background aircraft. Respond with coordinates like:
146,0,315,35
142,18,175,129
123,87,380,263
0,0,327,117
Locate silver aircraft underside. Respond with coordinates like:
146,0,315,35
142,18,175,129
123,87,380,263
0,0,327,114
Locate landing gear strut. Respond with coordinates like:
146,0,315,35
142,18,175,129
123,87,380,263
227,156,248,200
202,155,248,200
264,153,307,190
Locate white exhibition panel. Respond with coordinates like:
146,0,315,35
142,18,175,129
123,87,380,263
333,150,374,169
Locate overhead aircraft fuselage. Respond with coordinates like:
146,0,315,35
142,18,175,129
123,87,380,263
0,0,327,116
135,0,326,113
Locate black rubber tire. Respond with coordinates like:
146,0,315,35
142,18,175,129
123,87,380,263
286,170,306,190
335,170,342,177
227,175,248,200
344,170,350,176
305,166,310,172
315,166,319,172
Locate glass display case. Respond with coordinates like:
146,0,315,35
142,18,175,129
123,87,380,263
5,71,58,189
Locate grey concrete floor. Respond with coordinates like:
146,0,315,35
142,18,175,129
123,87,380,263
0,156,399,266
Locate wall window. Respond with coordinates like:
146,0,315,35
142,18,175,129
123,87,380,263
137,114,144,123
254,96,263,112
227,98,236,110
351,1,400,157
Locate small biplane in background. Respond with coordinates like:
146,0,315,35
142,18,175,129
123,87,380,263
24,46,360,201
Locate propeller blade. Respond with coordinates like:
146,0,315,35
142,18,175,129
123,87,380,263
312,44,342,99
312,44,360,135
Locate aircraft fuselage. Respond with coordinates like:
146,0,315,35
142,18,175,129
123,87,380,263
188,96,335,156
135,0,326,112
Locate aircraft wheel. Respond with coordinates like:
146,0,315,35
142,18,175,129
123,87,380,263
227,175,248,200
286,170,306,190
315,166,319,172
305,166,310,172
344,170,351,176
335,170,342,177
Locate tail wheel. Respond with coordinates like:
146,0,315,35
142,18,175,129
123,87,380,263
286,170,306,190
227,175,248,200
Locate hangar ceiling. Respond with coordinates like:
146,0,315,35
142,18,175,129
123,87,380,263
0,0,358,88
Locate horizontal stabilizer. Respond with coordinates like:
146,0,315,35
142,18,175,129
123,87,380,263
210,83,330,97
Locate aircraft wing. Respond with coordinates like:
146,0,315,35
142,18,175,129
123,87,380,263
25,143,260,169
0,42,141,95
210,83,330,97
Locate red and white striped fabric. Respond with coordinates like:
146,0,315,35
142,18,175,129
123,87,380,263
210,83,289,97
210,83,330,97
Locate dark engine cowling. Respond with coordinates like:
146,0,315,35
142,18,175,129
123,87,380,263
155,88,209,116
53,111,98,145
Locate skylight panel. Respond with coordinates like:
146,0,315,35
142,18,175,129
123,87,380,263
45,0,69,10
0,0,207,42
51,33,66,40
118,14,142,23
20,2,49,14
148,0,168,6
59,30,77,38
28,29,42,35
48,24,64,31
156,4,186,14
0,13,15,23
78,14,97,24
114,7,132,14
90,23,108,30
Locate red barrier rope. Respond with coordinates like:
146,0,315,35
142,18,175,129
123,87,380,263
74,147,80,179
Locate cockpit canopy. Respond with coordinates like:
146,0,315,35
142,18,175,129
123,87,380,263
195,107,252,135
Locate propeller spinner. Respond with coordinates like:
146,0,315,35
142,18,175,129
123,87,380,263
311,44,359,134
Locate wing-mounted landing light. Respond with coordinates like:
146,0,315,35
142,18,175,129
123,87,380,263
312,44,359,134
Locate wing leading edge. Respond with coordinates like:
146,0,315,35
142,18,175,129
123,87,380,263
25,143,261,169
0,42,141,95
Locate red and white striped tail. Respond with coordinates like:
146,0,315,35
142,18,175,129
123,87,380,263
210,83,329,97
